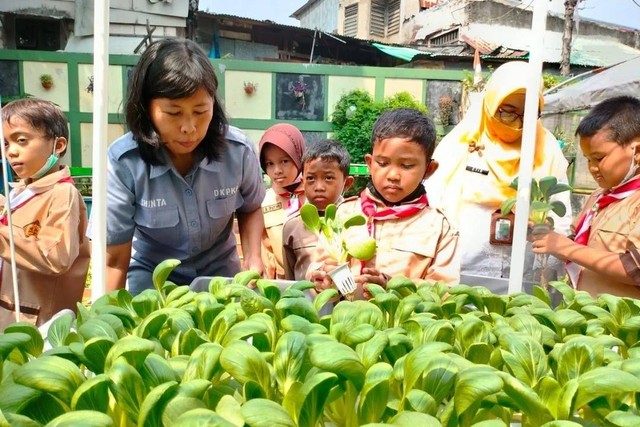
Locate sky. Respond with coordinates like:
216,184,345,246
198,0,640,30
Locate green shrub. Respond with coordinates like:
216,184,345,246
331,90,427,163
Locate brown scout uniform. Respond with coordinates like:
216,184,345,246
282,212,317,281
572,189,640,298
0,166,90,327
308,196,460,285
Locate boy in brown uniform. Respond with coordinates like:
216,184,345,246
0,99,90,327
283,139,353,280
309,108,459,298
532,96,640,298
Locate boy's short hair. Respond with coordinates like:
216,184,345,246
302,139,350,177
371,108,436,159
2,98,69,156
576,96,640,146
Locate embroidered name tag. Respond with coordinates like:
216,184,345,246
263,203,282,214
465,165,489,175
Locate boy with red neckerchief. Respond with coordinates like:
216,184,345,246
0,99,90,327
532,96,640,298
308,108,460,298
259,123,306,279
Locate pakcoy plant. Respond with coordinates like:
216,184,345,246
501,176,572,227
1,261,640,426
299,203,377,264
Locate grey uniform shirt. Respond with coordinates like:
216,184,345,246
105,126,265,294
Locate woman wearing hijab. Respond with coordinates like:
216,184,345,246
425,61,571,293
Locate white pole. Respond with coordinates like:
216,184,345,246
0,95,22,322
508,0,549,295
91,0,110,301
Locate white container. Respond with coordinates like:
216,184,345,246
327,263,357,296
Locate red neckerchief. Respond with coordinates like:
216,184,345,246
358,188,428,274
360,188,428,226
567,176,640,287
0,176,75,226
278,188,305,214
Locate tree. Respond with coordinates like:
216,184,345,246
560,0,583,76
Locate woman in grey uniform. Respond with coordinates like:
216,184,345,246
104,39,265,295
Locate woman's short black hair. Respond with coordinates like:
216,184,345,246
125,38,228,165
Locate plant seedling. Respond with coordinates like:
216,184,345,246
300,203,376,295
500,176,572,226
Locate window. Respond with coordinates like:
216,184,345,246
344,4,358,37
429,28,459,46
15,18,61,51
370,0,401,38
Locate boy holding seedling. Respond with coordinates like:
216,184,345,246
259,123,306,279
282,139,353,280
532,96,640,298
0,99,90,327
309,108,459,298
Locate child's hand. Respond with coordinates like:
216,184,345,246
309,257,339,293
355,267,389,299
531,231,573,260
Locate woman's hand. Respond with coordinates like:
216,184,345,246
531,230,573,260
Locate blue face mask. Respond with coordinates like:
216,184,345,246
31,140,59,180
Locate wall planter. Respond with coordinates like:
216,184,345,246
243,81,257,95
40,74,53,90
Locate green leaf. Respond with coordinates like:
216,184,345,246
300,204,321,233
538,176,557,199
70,373,110,412
214,395,244,427
404,389,437,415
107,357,146,423
46,313,74,348
152,258,181,293
356,331,390,371
131,289,162,318
45,410,113,427
313,289,338,313
498,372,554,425
183,342,224,382
274,332,309,397
222,319,269,347
80,336,114,374
422,354,458,405
241,398,296,427
297,372,339,427
141,353,180,388
20,391,66,425
454,366,502,417
281,315,327,335
605,410,640,427
343,324,376,347
104,336,157,371
220,341,273,397
0,411,42,427
13,356,85,404
138,381,179,427
309,340,365,389
500,198,517,216
179,328,209,356
0,332,31,360
550,200,567,217
555,339,603,385
574,367,640,409
389,411,440,426
173,408,235,427
358,363,393,425
547,183,572,197
0,382,42,413
550,310,588,334
3,323,44,357
276,297,319,323
402,342,452,397
499,333,548,387
343,213,366,228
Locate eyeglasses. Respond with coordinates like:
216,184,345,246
495,108,541,126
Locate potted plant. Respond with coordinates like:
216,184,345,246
300,203,376,296
501,176,572,288
40,74,54,90
243,81,257,95
436,95,454,136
